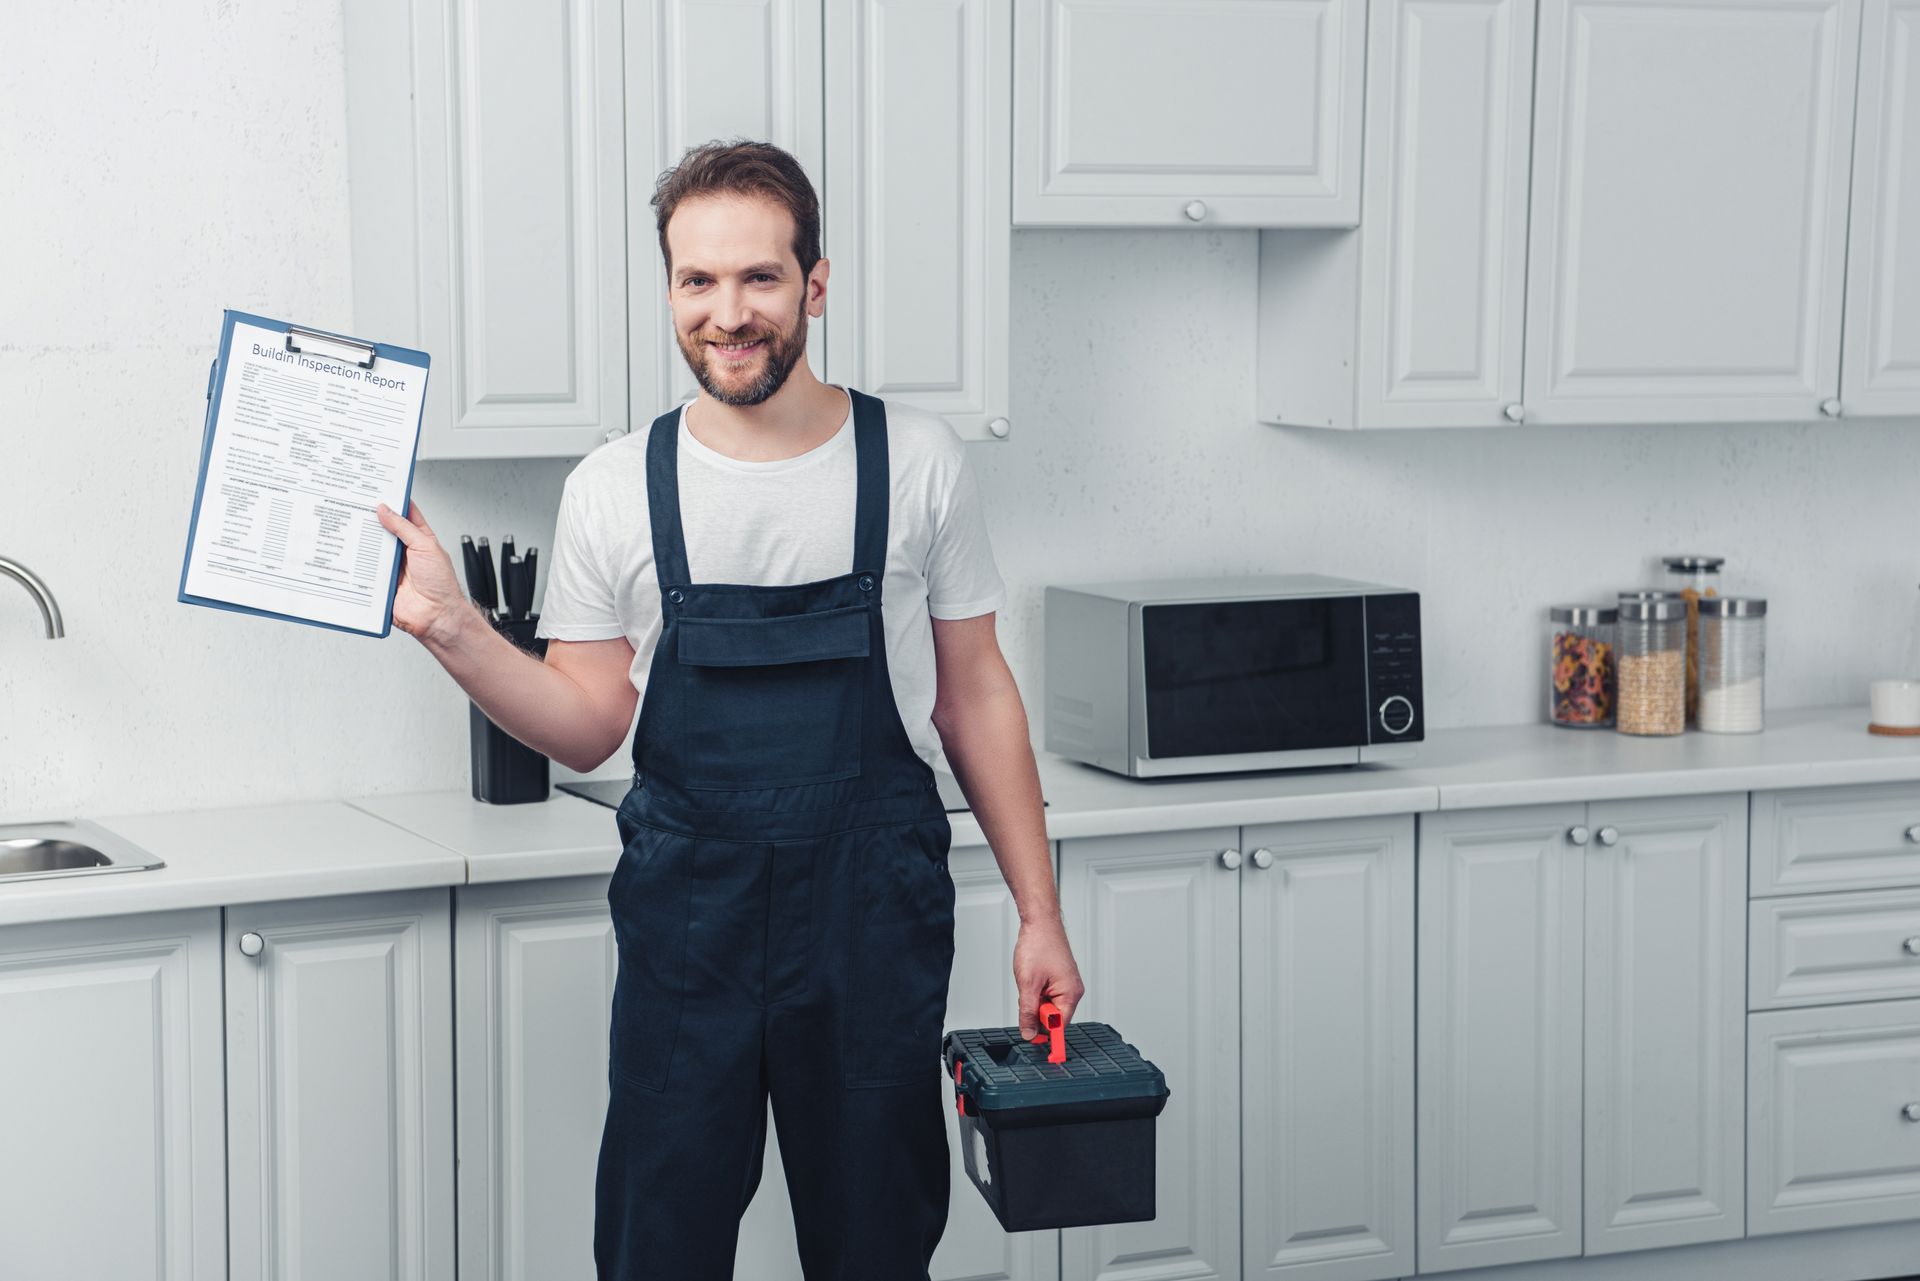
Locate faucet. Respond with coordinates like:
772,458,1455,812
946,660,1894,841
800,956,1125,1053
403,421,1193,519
0,557,64,638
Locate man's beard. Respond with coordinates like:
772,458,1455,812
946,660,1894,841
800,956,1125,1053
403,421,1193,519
679,302,808,407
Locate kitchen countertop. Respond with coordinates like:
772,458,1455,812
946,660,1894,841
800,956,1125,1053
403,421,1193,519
7,705,1918,927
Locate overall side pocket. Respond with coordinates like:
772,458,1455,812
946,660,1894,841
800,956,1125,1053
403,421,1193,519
607,825,693,1092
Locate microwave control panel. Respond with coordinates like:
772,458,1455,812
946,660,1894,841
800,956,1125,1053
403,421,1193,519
1364,593,1424,742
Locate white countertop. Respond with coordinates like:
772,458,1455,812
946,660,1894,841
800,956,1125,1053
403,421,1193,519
7,705,1918,927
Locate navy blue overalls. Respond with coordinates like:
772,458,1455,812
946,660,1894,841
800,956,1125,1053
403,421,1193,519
594,388,958,1279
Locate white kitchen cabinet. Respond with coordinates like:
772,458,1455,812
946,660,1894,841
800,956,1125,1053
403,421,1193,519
625,0,826,417
1521,0,1863,424
1750,886,1920,1010
1841,0,1920,415
225,889,456,1281
344,0,629,458
0,909,226,1281
1013,0,1365,227
1241,816,1415,1281
1257,0,1536,430
1750,781,1920,897
1748,998,1920,1234
825,0,1013,441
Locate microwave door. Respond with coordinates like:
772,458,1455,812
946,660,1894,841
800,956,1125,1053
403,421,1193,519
1138,597,1369,759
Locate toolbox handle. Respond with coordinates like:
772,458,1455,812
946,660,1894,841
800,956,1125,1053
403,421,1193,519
1029,1000,1067,1064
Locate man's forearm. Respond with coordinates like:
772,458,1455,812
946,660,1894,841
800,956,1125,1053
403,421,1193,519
935,683,1058,924
420,601,614,774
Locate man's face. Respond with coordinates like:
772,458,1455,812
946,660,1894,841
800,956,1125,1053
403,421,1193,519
664,194,826,406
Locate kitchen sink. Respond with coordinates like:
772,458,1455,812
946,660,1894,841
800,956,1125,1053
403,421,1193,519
0,819,166,884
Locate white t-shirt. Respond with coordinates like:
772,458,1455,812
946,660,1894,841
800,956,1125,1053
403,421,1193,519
534,389,1007,773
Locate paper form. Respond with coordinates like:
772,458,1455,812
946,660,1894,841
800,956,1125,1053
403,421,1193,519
180,317,428,635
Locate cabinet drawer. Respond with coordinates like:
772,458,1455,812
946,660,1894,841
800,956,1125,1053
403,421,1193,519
1751,784,1920,897
1751,890,1920,1010
1747,1000,1920,1235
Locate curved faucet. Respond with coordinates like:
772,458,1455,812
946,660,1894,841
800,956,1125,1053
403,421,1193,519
0,557,64,638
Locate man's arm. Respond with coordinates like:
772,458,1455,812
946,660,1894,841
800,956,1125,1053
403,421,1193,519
930,612,1084,1035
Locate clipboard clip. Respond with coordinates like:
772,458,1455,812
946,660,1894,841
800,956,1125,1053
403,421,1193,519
285,325,378,370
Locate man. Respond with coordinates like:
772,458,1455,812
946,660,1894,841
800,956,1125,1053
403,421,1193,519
374,139,1082,1279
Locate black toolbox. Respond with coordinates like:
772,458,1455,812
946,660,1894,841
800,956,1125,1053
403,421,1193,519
942,1001,1171,1231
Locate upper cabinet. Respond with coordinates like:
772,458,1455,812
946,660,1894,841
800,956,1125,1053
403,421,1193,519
345,0,629,459
1840,0,1920,414
1521,0,1862,425
1013,0,1365,227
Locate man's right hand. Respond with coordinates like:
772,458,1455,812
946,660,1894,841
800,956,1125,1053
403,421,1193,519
376,500,470,645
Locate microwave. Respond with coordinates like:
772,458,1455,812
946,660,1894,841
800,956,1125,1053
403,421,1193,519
1043,574,1423,777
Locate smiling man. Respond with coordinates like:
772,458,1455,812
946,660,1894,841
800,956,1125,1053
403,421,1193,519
375,139,1078,1279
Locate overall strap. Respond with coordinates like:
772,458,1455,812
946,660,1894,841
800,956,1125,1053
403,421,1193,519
849,389,889,580
644,407,690,589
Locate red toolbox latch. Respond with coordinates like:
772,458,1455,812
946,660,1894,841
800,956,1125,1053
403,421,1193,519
1029,1000,1067,1064
954,1058,968,1116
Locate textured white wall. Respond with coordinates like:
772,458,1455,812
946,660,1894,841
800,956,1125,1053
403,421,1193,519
2,3,1913,822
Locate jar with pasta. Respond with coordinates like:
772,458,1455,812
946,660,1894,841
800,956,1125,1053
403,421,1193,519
1548,606,1617,728
1616,598,1686,736
1662,555,1726,725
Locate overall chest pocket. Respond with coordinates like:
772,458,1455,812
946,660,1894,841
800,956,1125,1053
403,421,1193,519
675,604,869,789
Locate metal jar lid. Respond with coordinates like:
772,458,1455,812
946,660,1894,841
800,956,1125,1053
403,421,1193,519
1662,555,1726,573
1619,598,1684,622
1550,605,1618,626
1618,589,1683,602
1696,595,1767,617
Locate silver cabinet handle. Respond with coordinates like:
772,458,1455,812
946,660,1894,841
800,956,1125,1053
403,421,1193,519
1904,1103,1920,1122
1250,847,1274,869
602,427,625,443
1906,825,1920,844
1183,199,1209,222
1820,398,1842,418
1219,848,1243,870
1597,827,1620,847
1904,937,1920,957
987,417,1010,439
238,932,264,958
1568,826,1591,846
1503,403,1526,423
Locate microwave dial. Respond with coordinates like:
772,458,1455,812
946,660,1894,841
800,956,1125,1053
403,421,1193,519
1378,695,1417,736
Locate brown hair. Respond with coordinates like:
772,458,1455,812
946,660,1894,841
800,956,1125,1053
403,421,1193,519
651,139,822,280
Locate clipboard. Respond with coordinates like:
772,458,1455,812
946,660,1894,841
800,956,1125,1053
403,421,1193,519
178,309,431,638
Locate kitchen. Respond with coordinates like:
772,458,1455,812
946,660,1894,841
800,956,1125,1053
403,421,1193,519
5,1,1920,1280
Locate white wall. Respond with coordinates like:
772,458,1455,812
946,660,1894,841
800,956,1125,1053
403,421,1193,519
2,2,1913,822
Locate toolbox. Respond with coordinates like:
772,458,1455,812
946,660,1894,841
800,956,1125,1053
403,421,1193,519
942,1001,1171,1232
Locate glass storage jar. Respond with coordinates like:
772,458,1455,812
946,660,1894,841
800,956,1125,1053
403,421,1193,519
1616,598,1687,736
1548,606,1617,728
1696,597,1766,733
1662,555,1727,726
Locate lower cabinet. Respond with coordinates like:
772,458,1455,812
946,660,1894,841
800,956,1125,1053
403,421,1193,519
1416,793,1747,1272
1057,814,1415,1281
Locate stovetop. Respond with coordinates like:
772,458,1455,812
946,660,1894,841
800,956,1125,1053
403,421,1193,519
557,770,1033,815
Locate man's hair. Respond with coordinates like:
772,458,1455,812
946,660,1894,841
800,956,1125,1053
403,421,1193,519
651,139,822,281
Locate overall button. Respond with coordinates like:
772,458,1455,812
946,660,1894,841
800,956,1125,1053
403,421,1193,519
668,588,685,604
858,575,874,592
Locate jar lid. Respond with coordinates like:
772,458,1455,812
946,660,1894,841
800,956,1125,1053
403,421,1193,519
1697,595,1767,617
1618,589,1684,602
1550,605,1618,626
1620,598,1684,622
1662,555,1726,572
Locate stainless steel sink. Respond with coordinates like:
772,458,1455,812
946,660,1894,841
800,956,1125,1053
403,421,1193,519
0,819,166,884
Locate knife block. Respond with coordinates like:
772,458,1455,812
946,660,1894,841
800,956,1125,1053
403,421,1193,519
469,616,550,804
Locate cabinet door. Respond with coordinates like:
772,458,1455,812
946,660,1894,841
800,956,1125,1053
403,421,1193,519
1013,0,1364,227
1058,827,1241,1281
0,909,225,1281
626,0,826,418
824,0,1011,441
1416,805,1586,1273
226,889,456,1281
1840,0,1920,415
1582,794,1747,1253
345,0,628,458
1749,998,1920,1233
1522,0,1862,423
1241,816,1414,1281
1356,0,1535,428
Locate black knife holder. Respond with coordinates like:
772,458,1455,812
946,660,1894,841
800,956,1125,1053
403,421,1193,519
469,616,551,804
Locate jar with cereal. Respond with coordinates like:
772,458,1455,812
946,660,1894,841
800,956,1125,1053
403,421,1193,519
1548,606,1617,728
1662,555,1726,725
1617,597,1687,736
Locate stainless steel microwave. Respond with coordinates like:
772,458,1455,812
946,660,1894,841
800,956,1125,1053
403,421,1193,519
1043,574,1423,777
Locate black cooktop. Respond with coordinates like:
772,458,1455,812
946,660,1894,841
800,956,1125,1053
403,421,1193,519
558,770,1034,815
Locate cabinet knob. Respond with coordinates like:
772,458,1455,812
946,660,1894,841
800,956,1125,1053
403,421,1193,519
1183,200,1208,222
1219,848,1243,870
988,417,1010,439
1906,825,1920,844
1597,826,1620,847
1903,937,1920,957
1819,398,1842,418
238,931,264,958
1503,403,1526,423
1904,1102,1920,1123
603,427,625,443
1568,825,1591,846
1250,847,1274,869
